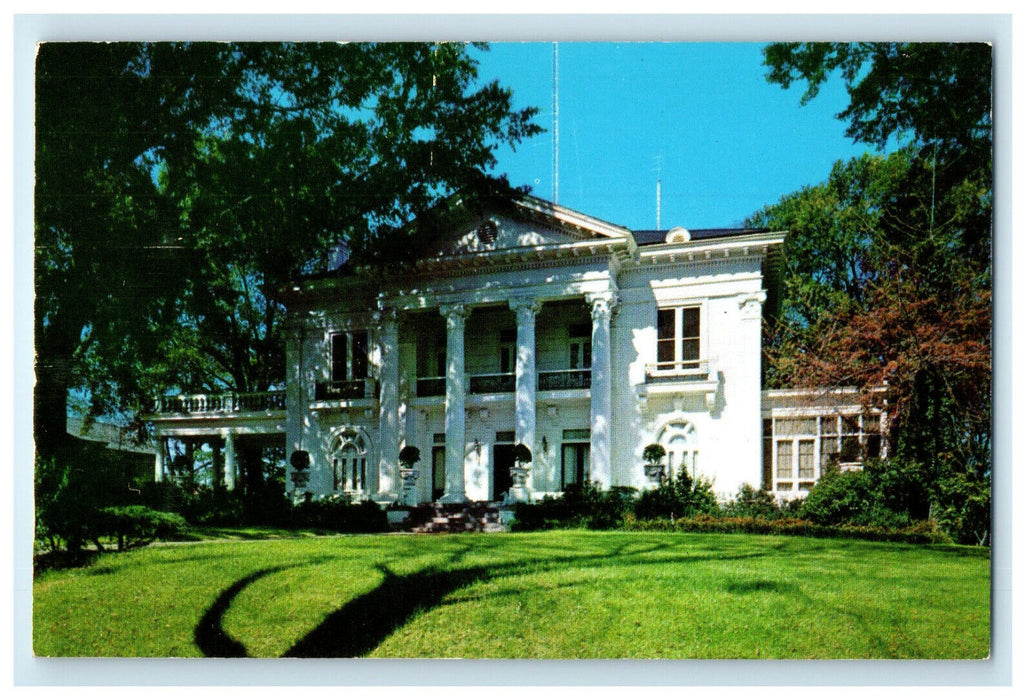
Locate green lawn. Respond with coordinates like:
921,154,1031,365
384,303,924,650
33,530,990,659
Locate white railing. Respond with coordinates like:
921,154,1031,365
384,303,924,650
153,390,286,414
644,359,710,382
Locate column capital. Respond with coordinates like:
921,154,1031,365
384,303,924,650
373,306,398,325
509,298,542,318
737,291,767,320
440,303,469,324
586,292,617,322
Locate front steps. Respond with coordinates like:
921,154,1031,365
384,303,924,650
396,501,508,534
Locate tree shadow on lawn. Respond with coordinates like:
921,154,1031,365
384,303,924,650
193,556,333,658
193,538,776,658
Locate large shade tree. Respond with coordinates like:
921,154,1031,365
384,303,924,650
753,42,992,542
35,42,542,475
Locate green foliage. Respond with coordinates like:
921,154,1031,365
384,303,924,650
642,443,666,465
932,465,991,546
721,483,784,520
34,444,145,553
634,467,718,521
511,482,636,531
398,446,421,468
512,443,532,466
756,42,992,546
94,506,188,550
34,42,543,457
288,498,389,534
625,514,951,545
797,460,927,531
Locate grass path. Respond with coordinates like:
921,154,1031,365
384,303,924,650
33,530,990,659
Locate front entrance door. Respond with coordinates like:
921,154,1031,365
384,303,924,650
492,444,514,501
562,442,590,488
432,446,446,501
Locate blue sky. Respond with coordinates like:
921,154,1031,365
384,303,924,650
472,42,890,231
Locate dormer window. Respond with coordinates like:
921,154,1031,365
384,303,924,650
476,220,499,245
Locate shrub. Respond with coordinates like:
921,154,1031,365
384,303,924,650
35,447,134,553
399,446,421,468
289,497,389,533
722,483,783,520
512,443,533,466
634,467,717,520
624,513,951,545
510,482,636,531
797,466,873,526
94,506,188,550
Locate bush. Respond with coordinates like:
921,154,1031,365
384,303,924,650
289,497,389,533
94,506,188,550
798,459,930,530
510,482,636,531
797,466,873,526
634,467,717,520
35,446,136,553
624,513,951,545
722,483,783,520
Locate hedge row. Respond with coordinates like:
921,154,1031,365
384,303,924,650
623,514,952,545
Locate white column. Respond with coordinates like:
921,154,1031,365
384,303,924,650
378,307,400,500
511,299,540,450
510,299,540,503
587,292,616,489
284,327,304,457
223,431,236,491
154,434,165,482
440,303,469,503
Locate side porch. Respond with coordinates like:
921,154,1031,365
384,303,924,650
145,391,287,491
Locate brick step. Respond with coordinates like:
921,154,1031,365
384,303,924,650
397,501,507,534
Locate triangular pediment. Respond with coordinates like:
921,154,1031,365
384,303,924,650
430,195,632,257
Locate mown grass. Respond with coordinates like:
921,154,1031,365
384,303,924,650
32,530,990,659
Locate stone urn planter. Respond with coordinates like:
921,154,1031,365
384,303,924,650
290,450,311,489
399,446,421,507
642,443,667,485
508,443,533,503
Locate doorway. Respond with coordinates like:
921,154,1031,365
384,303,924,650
561,442,590,488
431,445,446,501
492,443,514,501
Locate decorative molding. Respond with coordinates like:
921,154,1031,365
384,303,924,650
737,291,767,320
509,298,542,318
586,291,617,323
440,302,469,326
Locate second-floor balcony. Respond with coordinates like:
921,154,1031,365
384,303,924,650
152,390,286,415
414,368,592,398
644,359,711,383
314,378,379,401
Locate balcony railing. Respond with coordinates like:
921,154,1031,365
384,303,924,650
644,359,710,383
470,372,516,394
415,369,593,397
314,379,376,401
538,368,591,391
416,376,446,397
153,390,286,415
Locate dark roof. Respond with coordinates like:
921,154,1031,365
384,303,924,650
632,228,769,247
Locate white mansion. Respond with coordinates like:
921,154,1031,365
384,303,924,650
148,196,885,504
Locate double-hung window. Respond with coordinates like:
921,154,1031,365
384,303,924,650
330,330,369,383
656,306,701,372
568,323,591,370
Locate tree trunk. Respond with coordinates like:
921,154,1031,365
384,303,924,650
34,354,75,459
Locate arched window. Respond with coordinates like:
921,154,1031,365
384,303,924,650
330,428,369,493
656,419,698,479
